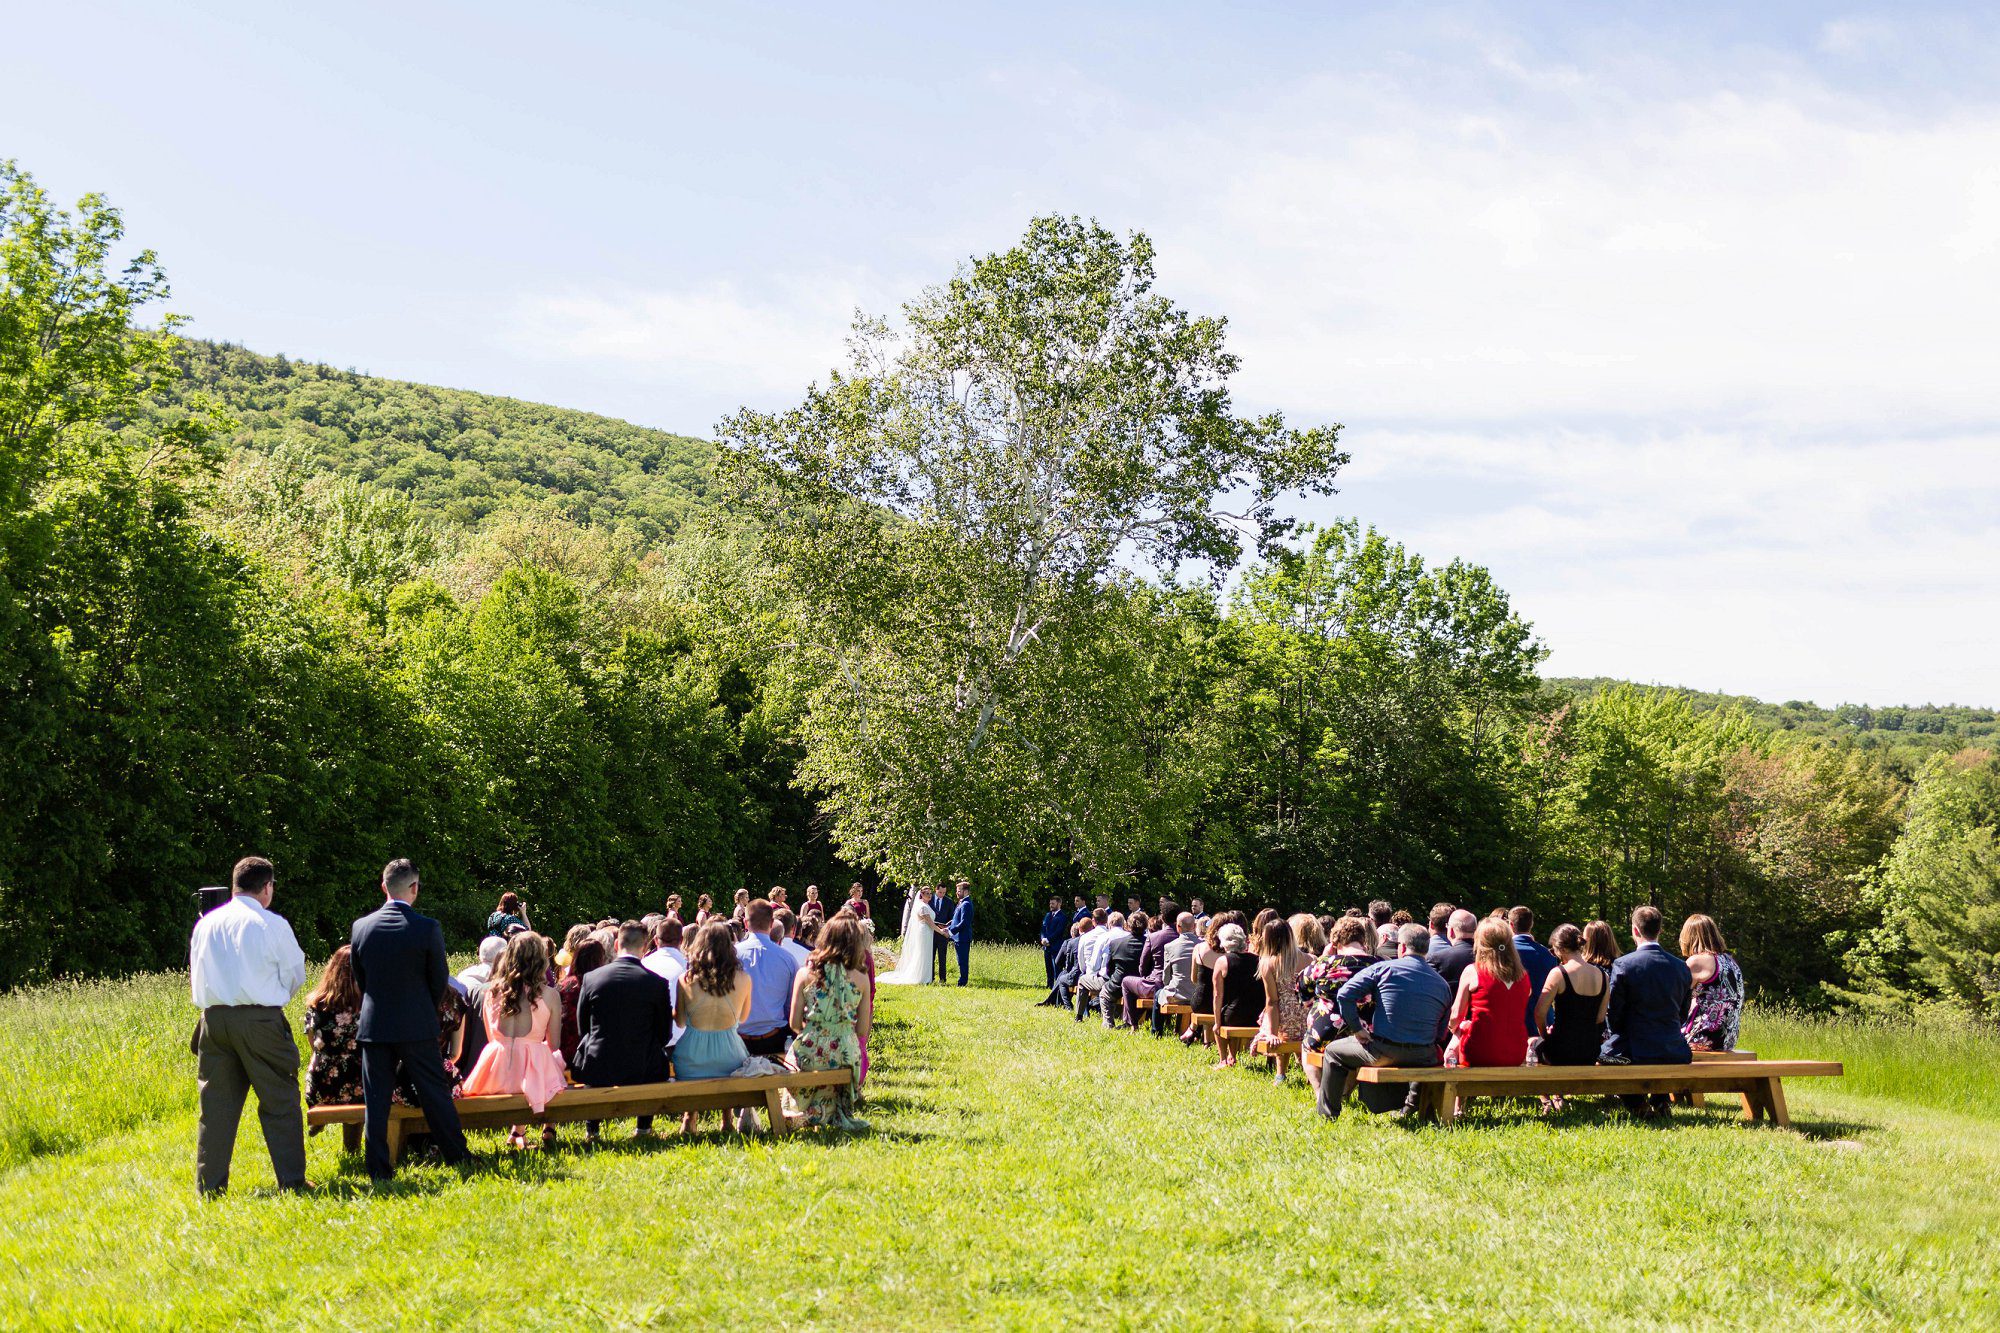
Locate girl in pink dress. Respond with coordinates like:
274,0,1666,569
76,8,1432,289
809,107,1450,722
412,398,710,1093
462,932,569,1150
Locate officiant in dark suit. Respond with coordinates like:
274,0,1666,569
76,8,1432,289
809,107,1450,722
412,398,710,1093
573,921,674,1139
350,858,470,1181
929,886,953,983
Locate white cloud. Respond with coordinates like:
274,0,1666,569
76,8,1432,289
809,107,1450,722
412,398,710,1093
497,39,2000,703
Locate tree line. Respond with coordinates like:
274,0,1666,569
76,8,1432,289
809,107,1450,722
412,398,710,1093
3,164,1994,1015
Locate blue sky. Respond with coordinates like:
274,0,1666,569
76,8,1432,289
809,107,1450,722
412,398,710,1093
7,1,1998,705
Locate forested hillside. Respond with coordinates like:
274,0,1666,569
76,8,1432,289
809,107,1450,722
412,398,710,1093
1554,677,1997,760
5,164,1996,1022
148,340,715,539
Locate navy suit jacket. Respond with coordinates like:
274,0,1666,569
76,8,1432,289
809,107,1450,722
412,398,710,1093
1071,906,1094,929
573,956,673,1087
1051,938,1081,985
1513,934,1559,1032
946,897,975,945
1599,942,1694,1063
1040,910,1069,950
351,899,449,1044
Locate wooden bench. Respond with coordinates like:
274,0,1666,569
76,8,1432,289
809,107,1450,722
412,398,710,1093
307,1068,856,1164
1354,1060,1841,1127
1214,1025,1300,1073
1158,1002,1194,1036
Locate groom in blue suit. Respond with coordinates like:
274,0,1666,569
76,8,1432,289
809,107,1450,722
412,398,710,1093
945,881,976,987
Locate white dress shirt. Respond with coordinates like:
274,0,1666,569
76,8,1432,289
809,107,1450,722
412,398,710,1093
1079,925,1113,978
189,894,307,1009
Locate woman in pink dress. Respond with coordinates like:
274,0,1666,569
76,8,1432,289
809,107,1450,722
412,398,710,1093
462,932,569,1150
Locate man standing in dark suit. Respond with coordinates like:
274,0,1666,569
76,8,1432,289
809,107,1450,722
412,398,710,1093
944,881,976,987
573,921,674,1142
929,886,953,984
1039,896,1069,989
351,858,470,1181
1599,904,1694,1117
1069,895,1092,931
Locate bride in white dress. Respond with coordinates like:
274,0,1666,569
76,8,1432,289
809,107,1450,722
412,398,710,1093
881,888,936,986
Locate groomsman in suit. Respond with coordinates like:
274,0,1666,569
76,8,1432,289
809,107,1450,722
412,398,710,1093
1069,895,1092,931
944,881,976,987
1039,895,1069,989
928,885,953,984
350,858,470,1181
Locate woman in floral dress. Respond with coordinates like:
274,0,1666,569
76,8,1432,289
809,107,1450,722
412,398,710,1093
787,916,872,1131
1293,917,1381,1104
1679,914,1745,1051
303,946,363,1109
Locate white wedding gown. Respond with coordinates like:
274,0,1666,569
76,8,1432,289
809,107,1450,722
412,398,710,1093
881,899,936,986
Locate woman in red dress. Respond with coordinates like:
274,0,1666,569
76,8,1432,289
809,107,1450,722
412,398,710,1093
1450,918,1531,1067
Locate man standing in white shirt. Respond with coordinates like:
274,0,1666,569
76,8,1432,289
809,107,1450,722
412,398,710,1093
188,856,309,1196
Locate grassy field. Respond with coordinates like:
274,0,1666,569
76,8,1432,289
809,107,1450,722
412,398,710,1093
4,944,2000,1329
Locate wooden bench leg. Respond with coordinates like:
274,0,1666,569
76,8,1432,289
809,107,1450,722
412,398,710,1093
342,1122,361,1153
765,1088,790,1136
1434,1082,1458,1126
386,1118,407,1166
1739,1081,1767,1123
1763,1077,1790,1129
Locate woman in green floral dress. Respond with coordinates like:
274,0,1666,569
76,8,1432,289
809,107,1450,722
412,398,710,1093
787,916,873,1130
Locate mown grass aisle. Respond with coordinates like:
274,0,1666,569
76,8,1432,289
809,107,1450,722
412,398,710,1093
3,946,2000,1328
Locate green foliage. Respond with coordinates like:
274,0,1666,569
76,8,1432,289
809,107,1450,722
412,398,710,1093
1840,752,2000,1016
149,338,715,540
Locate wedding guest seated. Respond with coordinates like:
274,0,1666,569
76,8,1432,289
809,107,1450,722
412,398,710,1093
463,931,568,1149
788,916,872,1130
556,924,592,972
558,938,608,1067
1248,908,1279,958
1148,912,1200,1035
304,945,363,1112
1533,924,1609,1079
644,916,688,1056
1120,901,1179,1029
486,891,531,938
1679,913,1743,1052
1429,909,1479,990
573,921,674,1142
1584,919,1621,971
1425,903,1455,960
675,921,754,1131
1183,911,1239,1046
797,915,822,949
1043,920,1083,1008
1211,923,1264,1068
736,899,801,1061
1100,912,1147,1027
1368,901,1398,959
457,935,506,990
1317,924,1452,1119
1295,917,1378,1101
1600,905,1693,1118
1508,906,1559,1034
1449,919,1531,1068
1073,908,1114,1021
774,908,810,967
1288,912,1326,960
831,903,876,1086
1252,916,1309,1081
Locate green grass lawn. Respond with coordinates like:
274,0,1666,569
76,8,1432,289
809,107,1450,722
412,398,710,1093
4,944,1999,1329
